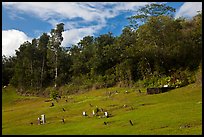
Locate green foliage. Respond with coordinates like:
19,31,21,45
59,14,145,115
170,69,196,88
103,73,116,88
115,60,133,87
49,88,59,100
195,62,202,85
139,68,196,88
142,73,162,88
2,55,16,86
127,3,176,29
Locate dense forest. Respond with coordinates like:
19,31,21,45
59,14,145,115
2,4,202,97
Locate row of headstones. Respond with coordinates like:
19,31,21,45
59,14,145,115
82,110,109,118
34,114,134,126
35,111,108,125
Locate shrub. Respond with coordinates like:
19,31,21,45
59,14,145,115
139,69,196,88
104,74,116,87
134,79,145,88
49,88,58,100
169,69,196,88
195,62,202,85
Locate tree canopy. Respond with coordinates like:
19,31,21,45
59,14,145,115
2,4,202,96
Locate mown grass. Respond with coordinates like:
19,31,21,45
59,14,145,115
2,83,202,135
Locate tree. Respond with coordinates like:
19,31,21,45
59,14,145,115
38,33,50,88
176,12,202,70
93,32,115,75
56,47,72,86
11,41,38,89
128,3,176,29
2,55,16,86
48,23,64,88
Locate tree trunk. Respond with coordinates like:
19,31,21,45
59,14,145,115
31,62,33,87
55,51,58,88
40,56,45,88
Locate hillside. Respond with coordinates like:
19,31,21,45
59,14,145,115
2,83,202,135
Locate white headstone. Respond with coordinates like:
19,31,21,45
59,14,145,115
104,112,108,117
83,111,86,116
38,117,41,125
41,114,46,124
92,110,95,115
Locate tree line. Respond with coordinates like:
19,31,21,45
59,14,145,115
2,4,202,95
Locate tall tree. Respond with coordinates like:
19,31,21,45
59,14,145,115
128,3,176,29
38,33,50,88
48,23,64,88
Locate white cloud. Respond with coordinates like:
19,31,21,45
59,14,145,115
114,2,151,11
62,24,104,47
4,2,200,57
2,29,32,57
2,2,114,23
175,2,202,18
2,2,155,51
2,2,152,26
2,2,119,48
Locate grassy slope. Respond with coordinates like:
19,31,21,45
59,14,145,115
2,84,202,135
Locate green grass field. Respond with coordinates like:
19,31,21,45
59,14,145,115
2,83,202,135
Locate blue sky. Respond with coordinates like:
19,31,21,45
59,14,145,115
2,2,202,57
